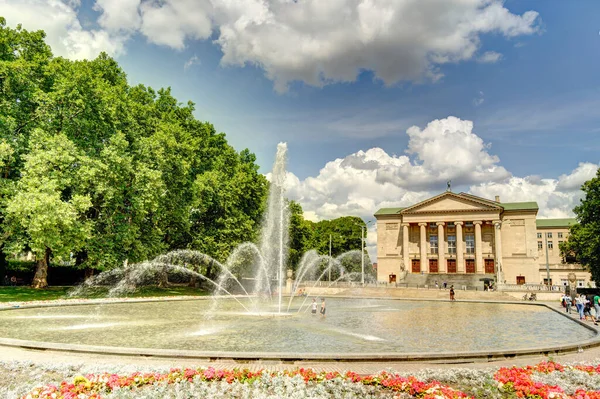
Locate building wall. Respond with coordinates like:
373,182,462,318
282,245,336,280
374,193,593,286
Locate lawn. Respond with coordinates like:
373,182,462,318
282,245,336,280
0,285,210,303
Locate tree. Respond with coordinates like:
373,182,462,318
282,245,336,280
562,167,600,284
4,131,92,287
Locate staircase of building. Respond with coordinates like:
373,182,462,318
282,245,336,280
402,273,496,290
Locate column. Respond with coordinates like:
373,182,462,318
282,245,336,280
455,222,464,272
419,222,428,272
494,220,503,281
402,223,410,273
474,220,483,273
436,222,445,273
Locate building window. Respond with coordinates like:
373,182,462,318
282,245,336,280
548,241,553,249
465,221,473,227
578,280,585,288
538,241,543,249
537,232,542,239
447,235,456,254
558,232,563,238
561,279,568,286
465,234,475,254
429,235,438,254
547,232,553,238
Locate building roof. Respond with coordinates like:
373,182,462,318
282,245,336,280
374,207,405,216
500,201,539,211
536,218,577,228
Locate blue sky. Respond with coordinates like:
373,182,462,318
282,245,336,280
3,0,600,247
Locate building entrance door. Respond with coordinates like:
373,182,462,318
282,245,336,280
516,276,525,285
447,259,457,273
411,259,420,273
429,259,438,273
466,259,475,273
484,259,495,274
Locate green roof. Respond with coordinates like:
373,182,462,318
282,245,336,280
374,207,404,216
536,218,577,228
501,201,539,211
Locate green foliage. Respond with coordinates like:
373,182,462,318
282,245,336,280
563,167,600,284
0,18,268,285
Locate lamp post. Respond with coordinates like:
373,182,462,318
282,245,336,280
545,232,551,286
359,221,373,285
329,234,332,281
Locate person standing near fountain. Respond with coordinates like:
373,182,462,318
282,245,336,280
320,298,326,318
449,285,455,301
311,298,318,315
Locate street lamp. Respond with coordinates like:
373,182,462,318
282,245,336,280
357,220,374,285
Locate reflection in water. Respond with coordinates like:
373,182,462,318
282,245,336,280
0,298,593,354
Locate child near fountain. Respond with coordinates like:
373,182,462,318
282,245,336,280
311,298,317,315
320,298,326,318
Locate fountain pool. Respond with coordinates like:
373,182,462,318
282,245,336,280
0,298,595,358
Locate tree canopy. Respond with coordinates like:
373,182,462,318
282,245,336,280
0,18,268,287
562,167,600,285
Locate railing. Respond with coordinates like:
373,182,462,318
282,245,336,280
497,283,564,292
299,280,491,291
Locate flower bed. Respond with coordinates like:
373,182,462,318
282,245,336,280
11,361,600,399
21,367,470,399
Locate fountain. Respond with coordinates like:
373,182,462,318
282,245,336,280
0,143,596,363
69,142,363,315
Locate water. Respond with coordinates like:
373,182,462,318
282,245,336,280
70,142,369,314
0,298,593,354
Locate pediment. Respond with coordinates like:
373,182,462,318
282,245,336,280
401,192,502,214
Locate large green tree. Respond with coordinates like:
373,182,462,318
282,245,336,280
4,131,93,287
0,18,268,286
562,167,600,284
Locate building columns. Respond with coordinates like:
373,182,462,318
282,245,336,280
419,223,428,272
402,223,410,272
474,220,483,273
436,222,445,272
455,222,464,273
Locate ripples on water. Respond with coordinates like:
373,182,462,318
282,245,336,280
0,298,593,353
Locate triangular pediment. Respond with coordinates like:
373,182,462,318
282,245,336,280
401,192,503,214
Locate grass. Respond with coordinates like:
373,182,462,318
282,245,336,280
0,285,210,303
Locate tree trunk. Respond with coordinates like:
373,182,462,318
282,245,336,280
31,247,50,289
158,266,169,288
189,275,198,288
84,268,94,279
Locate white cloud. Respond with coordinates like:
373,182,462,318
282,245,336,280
281,117,597,261
2,0,127,59
6,0,540,91
477,51,503,63
184,55,201,70
212,0,541,92
473,91,484,106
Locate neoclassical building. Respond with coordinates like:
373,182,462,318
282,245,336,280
374,191,592,288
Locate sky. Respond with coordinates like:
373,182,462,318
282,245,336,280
2,0,600,260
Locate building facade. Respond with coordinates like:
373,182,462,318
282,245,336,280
374,191,592,287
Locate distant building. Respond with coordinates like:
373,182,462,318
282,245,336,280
374,191,592,288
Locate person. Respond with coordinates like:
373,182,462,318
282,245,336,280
575,294,585,320
443,281,447,289
311,298,318,315
565,295,572,314
3,275,8,286
449,285,455,301
435,281,439,289
320,298,326,318
10,276,16,286
594,293,600,322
